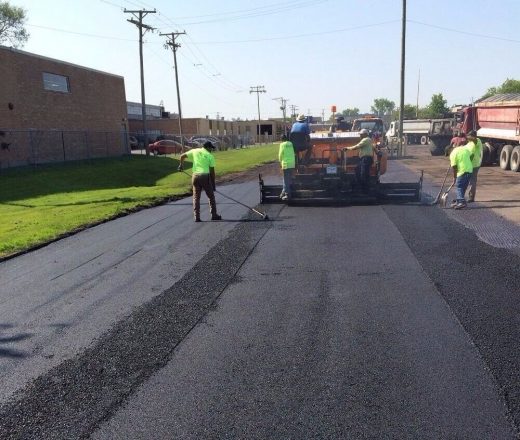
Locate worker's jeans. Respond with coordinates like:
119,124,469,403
192,173,217,219
455,172,472,203
468,167,479,201
282,168,293,197
357,156,373,191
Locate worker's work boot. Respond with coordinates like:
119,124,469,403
454,201,467,210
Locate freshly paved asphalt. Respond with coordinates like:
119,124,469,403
91,205,516,439
0,181,262,402
1,168,520,439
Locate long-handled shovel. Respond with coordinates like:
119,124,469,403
181,169,270,220
439,182,455,208
431,165,451,205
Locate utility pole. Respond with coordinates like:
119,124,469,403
321,108,325,122
398,0,406,157
125,8,156,156
250,85,266,143
273,97,288,136
290,104,299,120
160,30,187,152
416,68,420,119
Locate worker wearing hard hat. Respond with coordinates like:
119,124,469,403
344,128,376,192
446,143,473,209
290,114,312,164
465,130,483,202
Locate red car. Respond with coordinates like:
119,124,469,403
147,139,184,155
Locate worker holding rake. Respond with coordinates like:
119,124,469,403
178,141,222,222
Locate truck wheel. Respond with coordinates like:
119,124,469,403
511,146,520,172
482,142,493,165
430,143,445,156
500,145,514,170
420,136,428,145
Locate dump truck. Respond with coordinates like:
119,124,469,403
386,119,431,145
259,123,422,205
455,93,520,172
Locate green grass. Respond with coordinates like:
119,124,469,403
0,144,278,257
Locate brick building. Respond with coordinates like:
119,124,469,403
129,114,281,146
0,45,129,168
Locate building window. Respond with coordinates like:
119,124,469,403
43,72,70,93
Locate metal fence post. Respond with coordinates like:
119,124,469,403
61,131,66,162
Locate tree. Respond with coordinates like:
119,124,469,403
341,108,359,117
392,104,418,120
481,78,520,100
423,93,449,118
371,98,395,116
0,1,29,48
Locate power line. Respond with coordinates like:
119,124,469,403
167,0,328,20
185,20,401,44
174,0,330,26
408,19,520,44
26,23,136,42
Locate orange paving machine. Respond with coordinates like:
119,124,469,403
259,126,422,205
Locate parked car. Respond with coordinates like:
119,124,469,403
147,139,184,155
189,136,221,150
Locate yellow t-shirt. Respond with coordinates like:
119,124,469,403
351,137,374,158
278,141,295,169
185,148,215,174
450,146,473,177
465,138,483,168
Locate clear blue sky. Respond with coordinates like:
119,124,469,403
10,0,520,120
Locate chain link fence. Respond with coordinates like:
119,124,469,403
130,132,276,152
0,129,131,169
0,129,278,169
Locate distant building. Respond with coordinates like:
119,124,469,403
0,45,129,167
129,112,282,145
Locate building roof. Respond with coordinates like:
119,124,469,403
476,93,520,107
0,45,124,79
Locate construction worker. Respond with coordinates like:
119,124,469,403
446,143,473,209
290,114,312,164
465,130,483,202
278,134,295,200
344,128,376,192
178,141,222,222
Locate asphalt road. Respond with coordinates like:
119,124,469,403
0,180,262,403
1,169,520,439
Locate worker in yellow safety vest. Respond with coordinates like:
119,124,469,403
278,134,295,200
465,130,483,202
178,141,222,222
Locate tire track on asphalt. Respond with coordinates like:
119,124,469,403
0,206,281,440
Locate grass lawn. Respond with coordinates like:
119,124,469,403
0,144,278,258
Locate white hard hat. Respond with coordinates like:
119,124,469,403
359,128,369,135
296,114,306,122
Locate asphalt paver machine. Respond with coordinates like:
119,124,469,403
260,130,422,205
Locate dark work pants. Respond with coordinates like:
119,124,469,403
356,156,373,190
192,173,217,219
